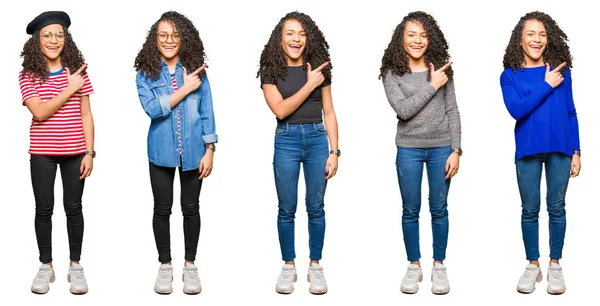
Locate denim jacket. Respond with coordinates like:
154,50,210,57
136,61,218,171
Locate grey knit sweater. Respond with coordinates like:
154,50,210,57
382,70,461,149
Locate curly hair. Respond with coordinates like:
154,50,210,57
134,11,206,80
503,11,572,73
379,11,452,80
257,11,332,83
20,27,86,83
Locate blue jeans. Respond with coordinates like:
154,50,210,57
273,123,329,261
516,153,571,260
396,146,451,262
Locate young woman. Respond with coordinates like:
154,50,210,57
258,11,339,295
19,11,95,295
500,11,580,295
380,11,461,295
135,11,217,295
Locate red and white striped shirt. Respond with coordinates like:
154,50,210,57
171,75,183,156
19,68,94,156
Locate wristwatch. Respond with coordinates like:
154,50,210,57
451,148,462,156
573,150,581,156
329,149,341,157
205,143,216,152
85,150,96,158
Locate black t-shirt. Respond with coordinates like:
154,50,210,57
261,66,332,124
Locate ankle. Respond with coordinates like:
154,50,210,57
410,261,420,267
433,260,443,266
284,260,295,266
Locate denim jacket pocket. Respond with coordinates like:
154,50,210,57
186,94,201,123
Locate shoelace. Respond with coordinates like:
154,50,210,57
548,268,562,280
433,268,447,281
185,268,198,280
160,268,173,280
522,268,537,280
281,268,295,281
70,268,85,281
406,268,420,281
36,269,51,280
310,268,324,280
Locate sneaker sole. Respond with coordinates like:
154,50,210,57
547,285,566,295
67,274,88,295
307,274,328,295
276,274,297,294
31,273,55,294
432,287,450,295
154,285,173,295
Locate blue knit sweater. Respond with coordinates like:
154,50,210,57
500,66,580,161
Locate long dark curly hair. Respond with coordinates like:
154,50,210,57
20,27,86,83
257,11,332,84
503,11,572,73
379,11,452,80
134,11,206,80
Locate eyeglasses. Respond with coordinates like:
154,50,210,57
157,32,181,43
41,31,65,42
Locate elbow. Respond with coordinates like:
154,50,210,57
32,111,49,122
274,109,287,120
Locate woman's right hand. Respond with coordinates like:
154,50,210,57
306,61,330,89
545,62,567,88
429,62,452,91
182,65,206,94
65,64,87,94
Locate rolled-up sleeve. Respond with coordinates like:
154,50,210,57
199,75,218,143
136,72,171,119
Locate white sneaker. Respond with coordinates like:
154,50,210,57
431,263,450,294
400,264,422,294
182,262,202,294
307,263,328,295
68,263,88,294
155,263,174,294
517,264,542,293
31,264,55,294
275,264,297,294
547,262,566,295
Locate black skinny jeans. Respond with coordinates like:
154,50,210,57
30,154,85,263
149,162,202,263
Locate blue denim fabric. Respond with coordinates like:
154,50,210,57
516,153,571,260
136,61,217,171
273,123,329,261
396,146,451,262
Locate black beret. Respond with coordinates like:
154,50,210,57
26,11,71,35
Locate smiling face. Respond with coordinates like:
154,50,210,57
281,19,306,66
403,21,428,67
156,21,181,65
39,24,64,63
521,19,547,67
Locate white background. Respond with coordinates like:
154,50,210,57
1,0,597,305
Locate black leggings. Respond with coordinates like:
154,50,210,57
30,154,85,263
149,162,202,263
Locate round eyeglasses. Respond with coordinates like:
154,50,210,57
157,32,181,43
41,31,65,42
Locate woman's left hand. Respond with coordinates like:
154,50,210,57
325,154,338,180
570,154,581,178
445,153,460,179
198,150,214,179
79,155,93,180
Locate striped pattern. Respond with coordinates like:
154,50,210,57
171,75,183,156
19,68,94,156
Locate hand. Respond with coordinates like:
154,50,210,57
570,154,581,178
429,62,452,91
79,154,93,180
545,62,567,88
306,61,329,90
324,154,338,180
444,152,459,179
198,150,213,179
65,64,87,94
182,65,206,94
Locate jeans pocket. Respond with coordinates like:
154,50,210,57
275,125,288,136
313,123,327,134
